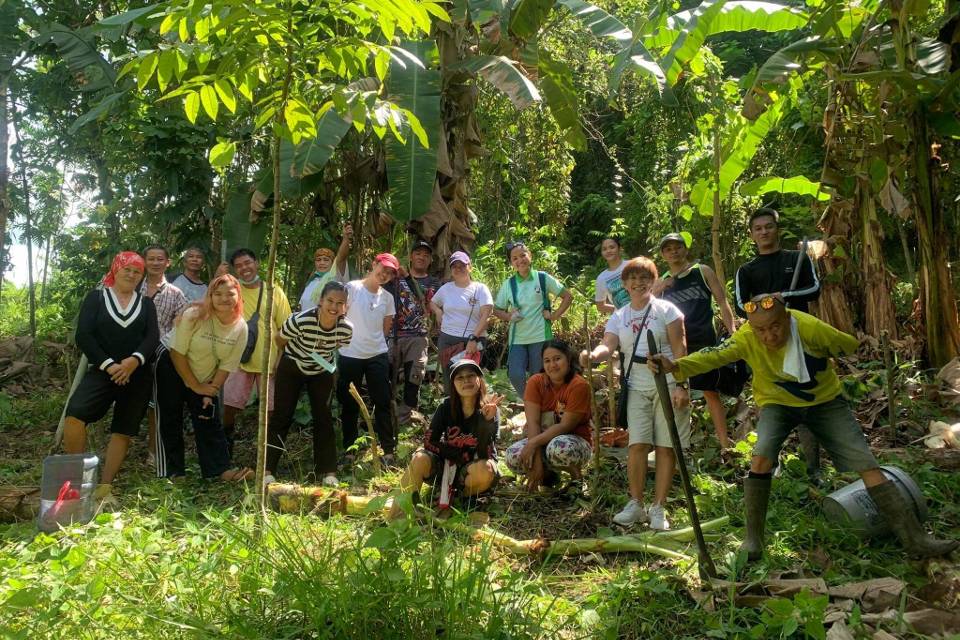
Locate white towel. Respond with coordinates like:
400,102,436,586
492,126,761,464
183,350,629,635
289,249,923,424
781,316,811,383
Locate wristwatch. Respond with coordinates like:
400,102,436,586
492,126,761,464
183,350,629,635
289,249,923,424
676,381,689,390
468,335,478,342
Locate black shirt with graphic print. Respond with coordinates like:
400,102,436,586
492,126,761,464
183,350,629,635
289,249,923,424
424,397,497,464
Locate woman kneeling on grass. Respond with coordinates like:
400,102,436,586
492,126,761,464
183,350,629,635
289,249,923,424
390,359,502,519
581,256,690,530
505,340,593,492
268,281,353,487
64,251,159,497
154,273,252,481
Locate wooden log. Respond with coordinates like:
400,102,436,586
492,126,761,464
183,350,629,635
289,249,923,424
266,483,354,517
0,486,40,522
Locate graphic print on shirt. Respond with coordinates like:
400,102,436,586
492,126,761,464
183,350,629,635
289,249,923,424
391,276,437,337
606,273,629,308
774,351,828,402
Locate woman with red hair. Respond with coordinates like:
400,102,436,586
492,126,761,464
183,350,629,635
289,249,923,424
64,252,160,495
153,273,252,481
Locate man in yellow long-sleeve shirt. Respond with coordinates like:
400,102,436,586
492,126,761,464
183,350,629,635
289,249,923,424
650,296,957,560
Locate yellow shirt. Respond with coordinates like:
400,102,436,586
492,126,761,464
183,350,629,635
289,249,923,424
239,282,292,373
676,310,859,407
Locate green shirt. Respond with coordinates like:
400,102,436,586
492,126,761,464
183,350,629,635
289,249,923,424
494,270,565,345
675,310,860,407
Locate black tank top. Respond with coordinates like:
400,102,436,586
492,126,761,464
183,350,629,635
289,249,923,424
660,264,717,349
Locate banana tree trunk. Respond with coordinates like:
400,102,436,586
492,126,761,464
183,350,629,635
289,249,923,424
711,128,725,285
857,177,897,338
911,109,960,367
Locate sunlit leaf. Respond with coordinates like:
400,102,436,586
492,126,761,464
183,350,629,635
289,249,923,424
137,51,159,90
215,77,237,113
740,175,830,200
200,84,219,120
184,90,200,123
209,140,237,167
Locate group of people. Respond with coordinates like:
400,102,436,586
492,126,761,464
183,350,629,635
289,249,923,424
61,207,956,561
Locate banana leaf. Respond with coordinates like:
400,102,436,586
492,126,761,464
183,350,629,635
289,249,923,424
455,55,541,108
555,0,631,41
69,90,128,134
752,36,839,86
33,23,117,92
609,40,675,105
660,0,729,86
645,1,808,50
224,188,268,258
740,175,830,200
538,52,587,150
508,0,555,40
385,40,442,222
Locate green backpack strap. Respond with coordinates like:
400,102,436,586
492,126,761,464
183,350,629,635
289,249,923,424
538,271,551,313
509,275,519,309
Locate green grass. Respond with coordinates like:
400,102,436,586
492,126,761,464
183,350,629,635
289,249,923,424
1,384,959,638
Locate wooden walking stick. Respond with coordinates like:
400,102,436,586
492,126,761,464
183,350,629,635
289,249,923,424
647,333,717,579
348,382,381,476
582,309,601,486
606,356,616,430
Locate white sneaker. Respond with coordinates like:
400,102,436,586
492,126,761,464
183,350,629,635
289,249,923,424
649,504,670,531
263,474,276,488
322,474,339,488
613,499,648,526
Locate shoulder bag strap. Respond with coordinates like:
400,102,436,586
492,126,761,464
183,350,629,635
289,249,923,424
622,304,653,384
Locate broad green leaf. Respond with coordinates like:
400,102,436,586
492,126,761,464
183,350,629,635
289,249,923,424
468,0,504,25
609,41,675,105
454,55,541,108
752,36,838,86
200,84,219,120
98,3,161,26
209,141,237,167
289,109,353,180
661,0,728,86
556,0,632,41
509,0,554,40
740,175,829,200
173,49,188,81
386,40,442,222
178,16,189,41
214,78,237,113
69,91,128,134
224,187,268,256
34,24,117,92
137,51,159,90
645,1,808,49
184,90,200,123
195,15,210,41
156,49,176,92
159,12,177,35
538,52,586,150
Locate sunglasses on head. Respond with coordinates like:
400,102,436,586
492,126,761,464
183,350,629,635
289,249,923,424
743,295,781,314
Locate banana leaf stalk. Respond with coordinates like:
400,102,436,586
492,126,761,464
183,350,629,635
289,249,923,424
348,382,381,475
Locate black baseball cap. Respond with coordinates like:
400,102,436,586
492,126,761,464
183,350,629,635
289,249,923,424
411,240,433,254
659,233,687,249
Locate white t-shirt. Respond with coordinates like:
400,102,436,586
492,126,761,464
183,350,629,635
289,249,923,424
432,281,494,337
340,280,395,359
605,297,684,389
595,261,630,310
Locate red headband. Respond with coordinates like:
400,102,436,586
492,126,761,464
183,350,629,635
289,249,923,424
102,251,145,287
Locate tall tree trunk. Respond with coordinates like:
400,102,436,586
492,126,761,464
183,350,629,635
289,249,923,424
710,127,725,285
11,105,36,339
0,76,10,293
912,108,960,366
93,155,117,245
40,232,52,304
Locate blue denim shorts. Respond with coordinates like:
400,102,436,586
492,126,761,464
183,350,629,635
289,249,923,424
754,397,878,471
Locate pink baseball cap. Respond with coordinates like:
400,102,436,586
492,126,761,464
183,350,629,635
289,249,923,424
449,251,471,266
374,253,400,271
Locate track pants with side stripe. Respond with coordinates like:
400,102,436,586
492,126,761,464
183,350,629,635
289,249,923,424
154,347,231,478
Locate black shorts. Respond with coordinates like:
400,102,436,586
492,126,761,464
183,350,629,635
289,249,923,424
65,366,153,437
687,342,721,392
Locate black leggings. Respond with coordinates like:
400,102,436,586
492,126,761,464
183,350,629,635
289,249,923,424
268,355,337,476
154,349,231,478
336,353,395,454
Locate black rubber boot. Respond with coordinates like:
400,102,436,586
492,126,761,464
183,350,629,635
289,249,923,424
740,475,772,562
867,481,959,558
798,426,823,487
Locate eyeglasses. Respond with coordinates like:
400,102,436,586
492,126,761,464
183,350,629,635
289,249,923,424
743,295,779,314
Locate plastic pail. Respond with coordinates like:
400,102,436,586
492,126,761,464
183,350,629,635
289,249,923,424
37,453,99,532
821,465,927,537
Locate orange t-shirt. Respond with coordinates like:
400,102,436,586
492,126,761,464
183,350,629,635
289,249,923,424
524,373,593,444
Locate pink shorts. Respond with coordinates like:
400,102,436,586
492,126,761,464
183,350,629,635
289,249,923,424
223,370,276,410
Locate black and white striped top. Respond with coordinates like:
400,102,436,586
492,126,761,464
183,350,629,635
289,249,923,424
280,309,353,375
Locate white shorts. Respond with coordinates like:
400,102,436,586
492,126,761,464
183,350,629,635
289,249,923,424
625,373,691,450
